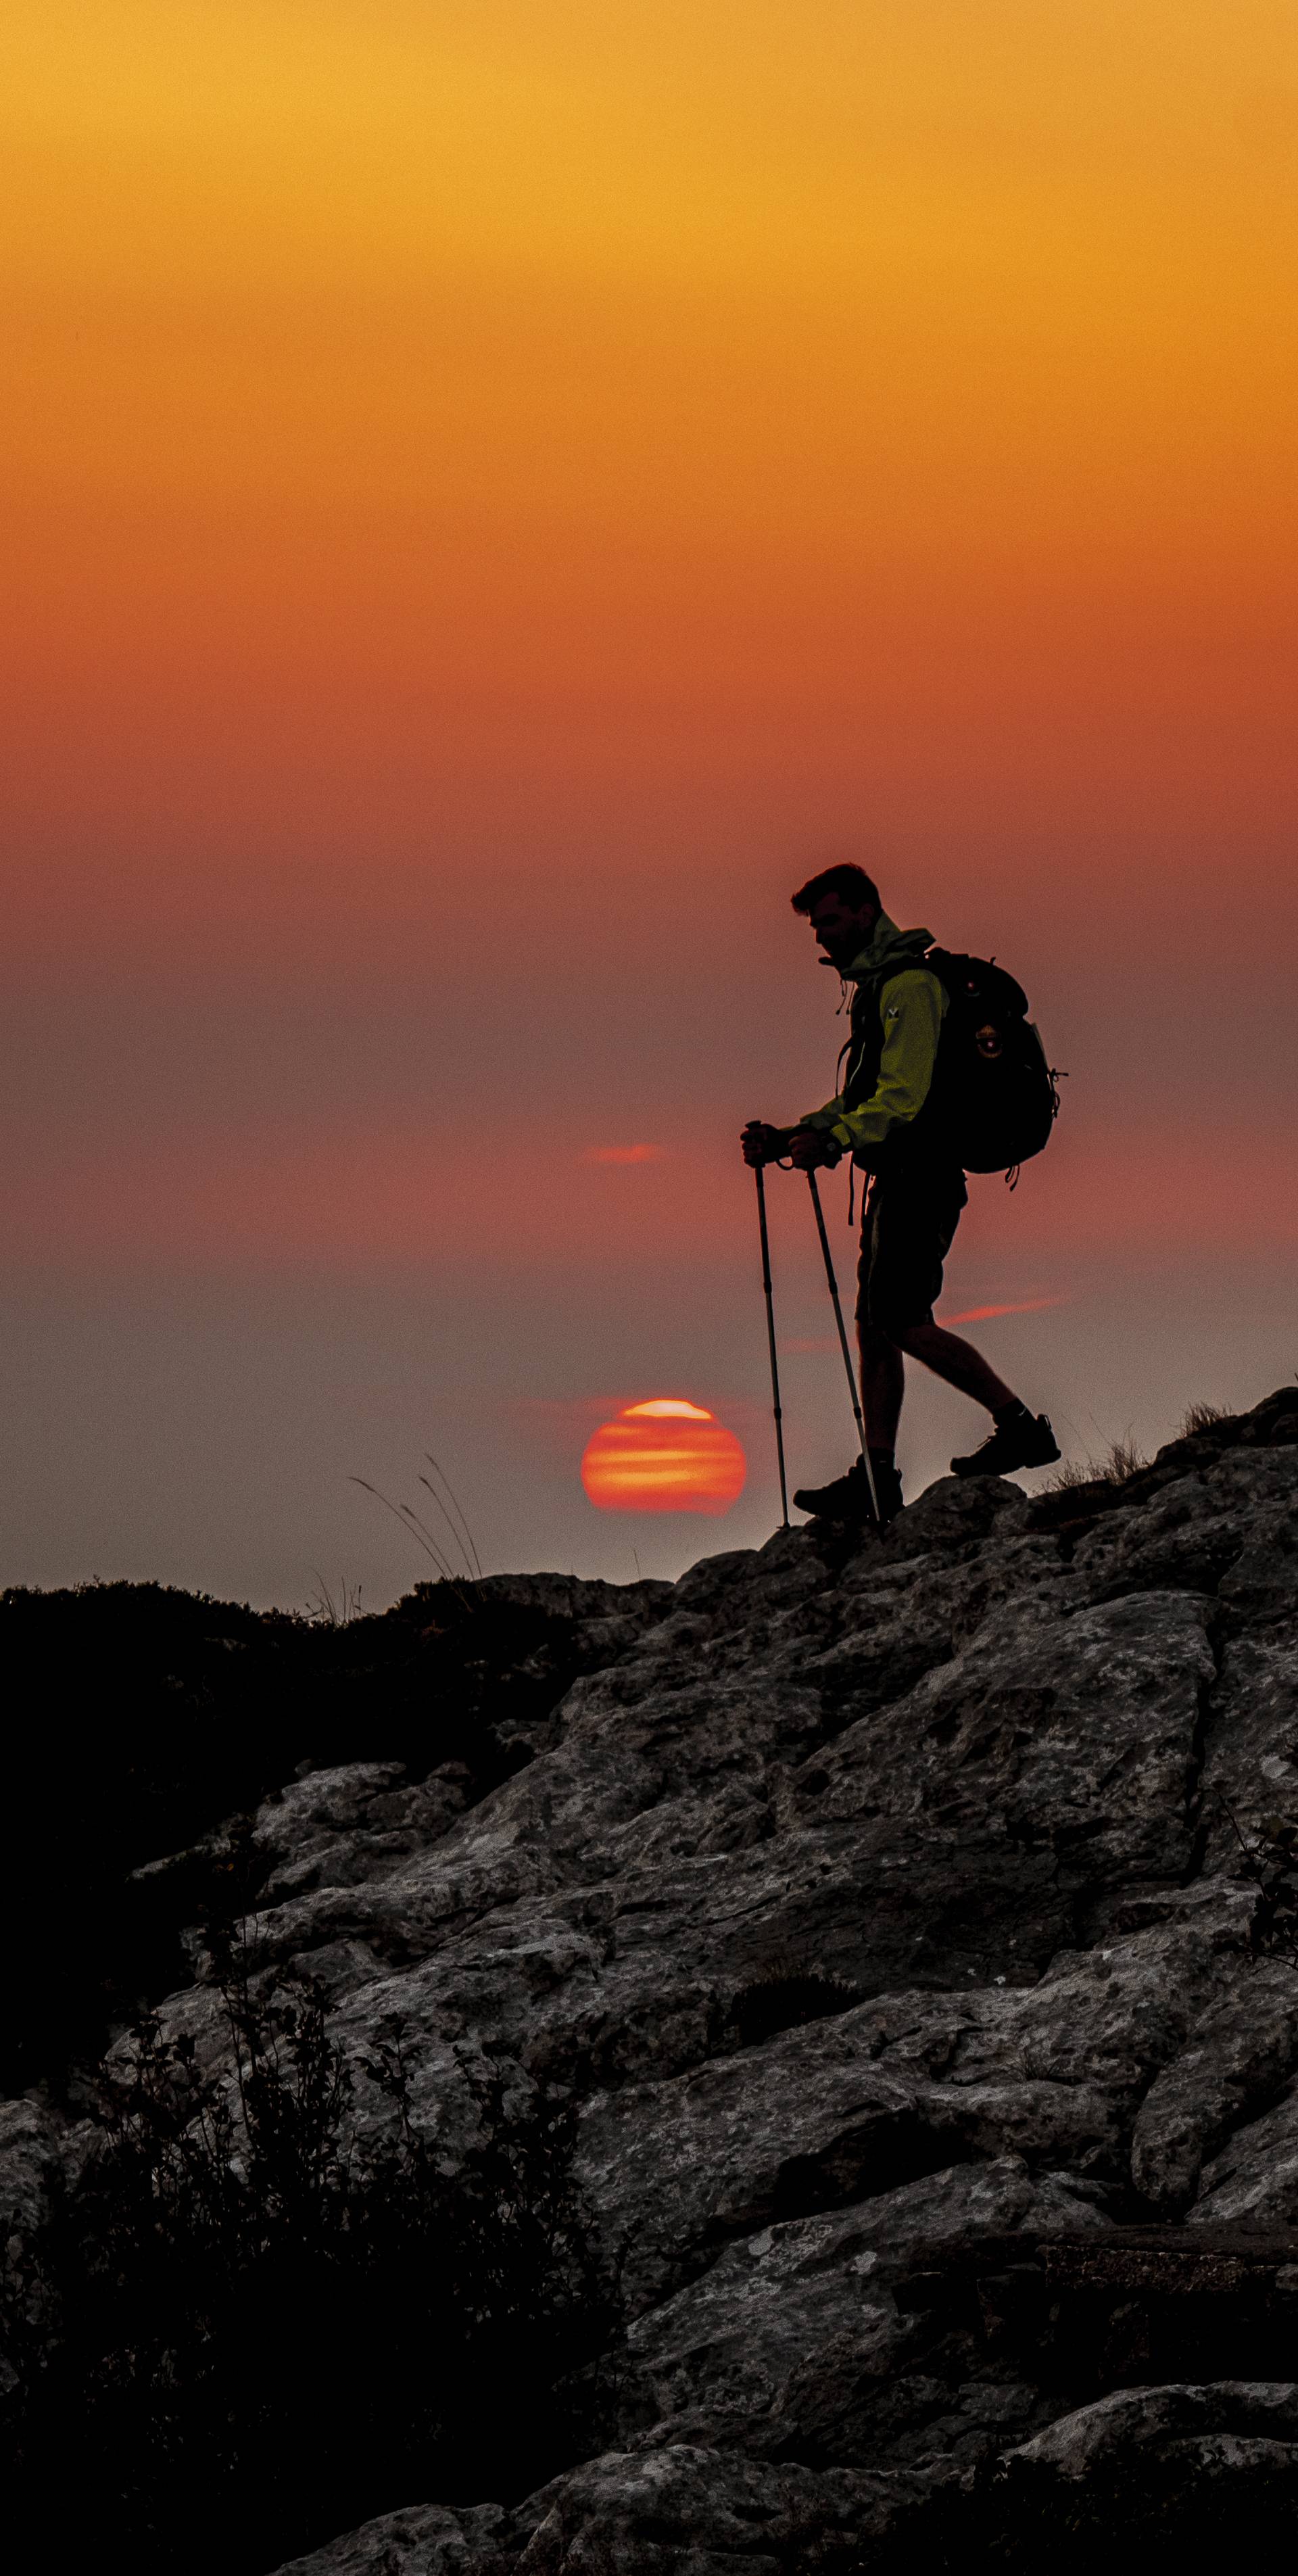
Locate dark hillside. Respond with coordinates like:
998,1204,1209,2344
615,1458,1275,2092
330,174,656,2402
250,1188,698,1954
0,1570,668,2092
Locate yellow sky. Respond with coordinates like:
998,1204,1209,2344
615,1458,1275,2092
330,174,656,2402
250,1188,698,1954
7,2,1295,543
3,1,1295,890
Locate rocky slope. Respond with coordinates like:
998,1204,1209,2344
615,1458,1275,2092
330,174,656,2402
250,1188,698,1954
7,1387,1298,2565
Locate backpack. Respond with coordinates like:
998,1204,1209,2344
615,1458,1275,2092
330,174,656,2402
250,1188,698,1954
921,949,1061,1176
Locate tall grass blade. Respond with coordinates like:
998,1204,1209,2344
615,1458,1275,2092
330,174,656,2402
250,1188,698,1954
348,1479,475,1611
423,1454,483,1581
416,1476,477,1581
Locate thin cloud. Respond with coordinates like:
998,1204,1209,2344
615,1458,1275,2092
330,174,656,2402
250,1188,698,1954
942,1295,1070,1324
785,1301,1068,1346
580,1143,667,1165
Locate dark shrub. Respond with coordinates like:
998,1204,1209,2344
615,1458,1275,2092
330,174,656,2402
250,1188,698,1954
0,1936,616,2573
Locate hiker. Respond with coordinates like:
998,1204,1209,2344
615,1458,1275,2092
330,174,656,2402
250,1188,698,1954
742,862,1059,1525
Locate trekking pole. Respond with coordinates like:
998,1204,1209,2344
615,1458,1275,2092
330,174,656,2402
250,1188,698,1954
753,1166,790,1527
805,1170,880,1525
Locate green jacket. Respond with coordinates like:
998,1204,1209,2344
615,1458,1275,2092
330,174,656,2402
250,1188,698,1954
799,913,946,1161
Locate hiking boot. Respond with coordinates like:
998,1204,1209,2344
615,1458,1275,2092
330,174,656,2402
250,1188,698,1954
950,1407,1061,1478
792,1457,904,1528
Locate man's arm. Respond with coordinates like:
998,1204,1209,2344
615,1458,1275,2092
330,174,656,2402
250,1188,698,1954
813,968,945,1159
743,967,944,1169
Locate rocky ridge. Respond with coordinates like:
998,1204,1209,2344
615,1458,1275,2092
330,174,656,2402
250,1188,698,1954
7,1386,1298,2564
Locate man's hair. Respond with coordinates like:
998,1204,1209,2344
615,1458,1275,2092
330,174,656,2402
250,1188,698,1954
790,862,881,918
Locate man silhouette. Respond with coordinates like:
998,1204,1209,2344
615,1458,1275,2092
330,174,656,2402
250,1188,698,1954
742,863,1059,1525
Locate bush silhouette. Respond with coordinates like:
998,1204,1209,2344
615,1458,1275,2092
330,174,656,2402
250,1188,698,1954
1,1928,615,2573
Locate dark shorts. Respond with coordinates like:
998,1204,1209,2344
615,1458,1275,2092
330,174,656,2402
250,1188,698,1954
857,1159,968,1334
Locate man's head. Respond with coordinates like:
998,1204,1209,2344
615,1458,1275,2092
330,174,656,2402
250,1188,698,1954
790,862,882,969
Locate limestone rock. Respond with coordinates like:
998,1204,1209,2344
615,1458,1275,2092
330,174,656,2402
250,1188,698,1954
8,1387,1298,2565
995,2381,1298,2554
273,2502,514,2575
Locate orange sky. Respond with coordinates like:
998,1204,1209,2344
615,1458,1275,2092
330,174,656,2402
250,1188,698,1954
1,3,1295,1592
7,3,1297,872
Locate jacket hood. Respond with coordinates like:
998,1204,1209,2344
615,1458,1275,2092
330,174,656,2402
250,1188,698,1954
844,912,934,982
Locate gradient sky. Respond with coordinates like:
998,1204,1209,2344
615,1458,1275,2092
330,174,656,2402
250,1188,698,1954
3,3,1295,1601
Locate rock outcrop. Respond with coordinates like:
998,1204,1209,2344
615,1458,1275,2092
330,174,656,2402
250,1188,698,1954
8,1386,1298,2565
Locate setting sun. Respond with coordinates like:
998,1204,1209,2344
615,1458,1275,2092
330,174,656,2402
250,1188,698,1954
581,1400,747,1517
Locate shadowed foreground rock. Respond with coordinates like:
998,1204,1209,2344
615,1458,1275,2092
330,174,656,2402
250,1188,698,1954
8,1385,1298,2566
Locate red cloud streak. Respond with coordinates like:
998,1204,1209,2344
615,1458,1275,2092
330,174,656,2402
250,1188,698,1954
580,1145,667,1165
942,1297,1069,1324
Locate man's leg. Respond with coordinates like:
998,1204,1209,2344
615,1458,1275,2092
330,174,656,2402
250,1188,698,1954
852,1196,906,1521
788,1235,906,1526
890,1318,1016,1415
865,1162,1059,1478
858,1323,905,1450
892,1316,1059,1472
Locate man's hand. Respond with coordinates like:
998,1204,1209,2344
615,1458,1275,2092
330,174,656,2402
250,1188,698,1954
741,1121,786,1167
788,1126,842,1171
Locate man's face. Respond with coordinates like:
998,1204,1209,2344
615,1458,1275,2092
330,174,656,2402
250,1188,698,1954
808,893,878,968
